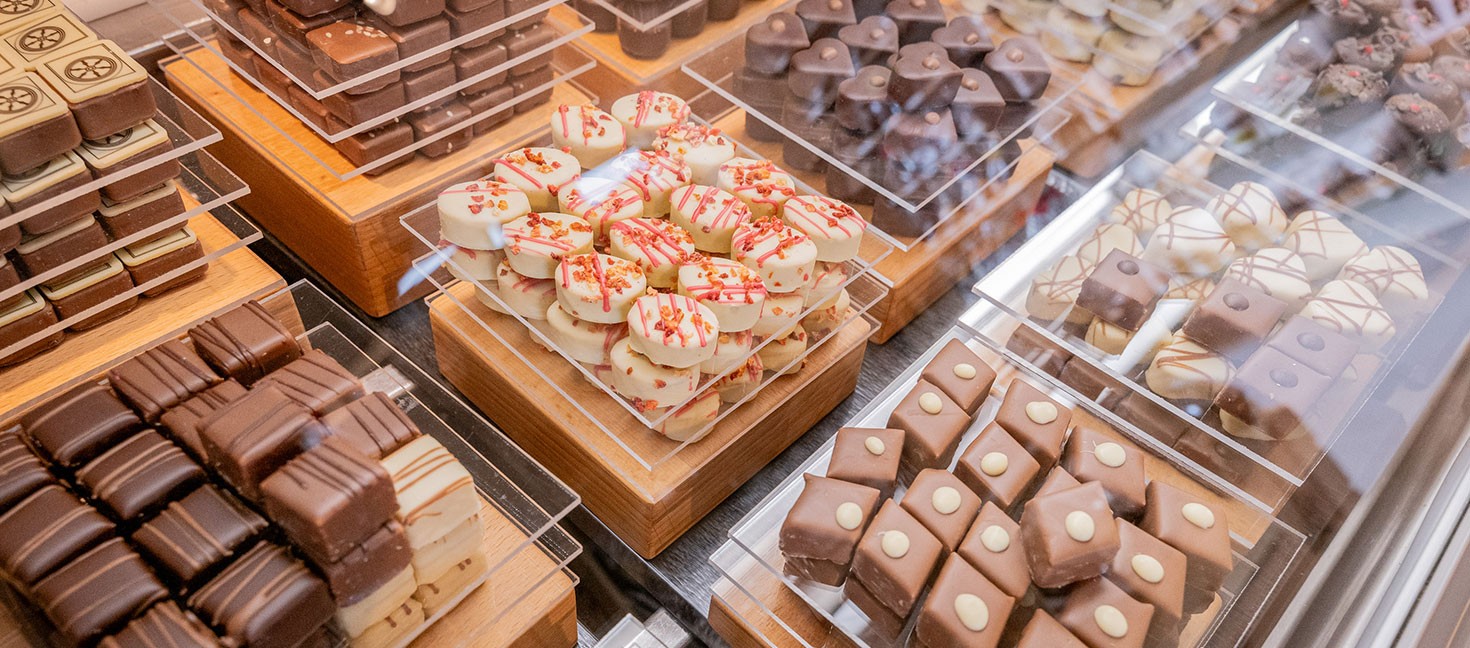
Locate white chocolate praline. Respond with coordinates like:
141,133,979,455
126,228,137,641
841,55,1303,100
670,184,751,254
555,253,648,324
610,91,691,149
805,261,849,308
551,103,626,170
752,291,806,338
1142,206,1237,276
1086,317,1134,355
609,338,699,406
557,177,647,244
678,257,768,332
490,261,557,320
1145,332,1233,402
1059,0,1107,17
609,149,692,218
1074,222,1143,266
1300,279,1396,349
1337,246,1429,312
545,302,628,365
502,212,595,279
627,293,720,369
1109,0,1193,37
713,355,764,403
655,389,720,442
653,123,737,186
337,566,415,637
1094,29,1167,86
1282,210,1368,281
1028,255,1092,324
701,330,753,375
1223,247,1313,308
606,217,696,289
1041,7,1107,63
491,147,581,212
1108,188,1172,237
411,515,482,584
447,247,504,282
437,179,531,250
381,436,479,549
1164,276,1214,302
733,216,818,294
1206,181,1289,252
802,288,850,337
758,328,808,375
781,195,867,263
718,158,798,218
414,551,488,616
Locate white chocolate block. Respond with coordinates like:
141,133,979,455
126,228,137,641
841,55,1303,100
1107,188,1171,237
608,149,691,218
1282,209,1366,281
550,103,625,169
492,261,556,320
1205,181,1288,253
751,291,805,338
411,514,482,586
546,302,628,365
781,195,865,263
381,436,479,549
610,91,689,149
1142,207,1235,276
413,550,488,617
1145,333,1232,402
1223,247,1312,309
655,389,720,442
350,597,424,648
714,355,763,404
337,566,415,638
733,216,817,293
700,329,753,375
437,179,530,250
557,176,646,244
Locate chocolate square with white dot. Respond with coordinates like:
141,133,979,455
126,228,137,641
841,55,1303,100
993,378,1070,468
826,427,904,500
900,468,982,551
954,422,1040,513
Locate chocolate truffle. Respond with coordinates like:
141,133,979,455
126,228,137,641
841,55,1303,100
107,339,222,422
261,437,399,564
1215,346,1331,440
983,37,1051,102
23,382,140,467
788,38,857,104
825,427,903,500
838,15,899,66
955,422,1042,512
745,12,811,75
1057,577,1155,648
1060,424,1146,518
98,601,221,648
1391,62,1461,113
1106,520,1187,643
1077,250,1171,331
0,484,113,586
190,543,335,648
901,468,984,550
920,338,997,414
796,0,856,40
850,500,945,619
160,380,249,459
0,431,50,509
1020,481,1120,588
189,300,302,385
887,379,973,479
779,474,883,586
932,16,995,68
889,48,962,111
957,502,1030,599
320,392,423,460
1265,316,1357,379
994,379,1071,468
76,429,205,521
1180,279,1288,363
953,68,1006,137
835,66,896,132
132,484,267,586
199,385,328,500
32,538,168,644
1016,610,1087,648
257,348,365,416
1139,481,1232,611
915,553,1015,648
886,0,945,44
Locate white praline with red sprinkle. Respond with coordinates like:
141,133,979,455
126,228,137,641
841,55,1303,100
503,212,594,279
677,257,768,332
609,338,698,406
656,389,720,442
654,123,737,185
437,180,531,250
713,355,763,403
545,301,628,365
489,260,556,320
491,147,580,212
607,217,697,289
757,328,808,376
557,177,646,243
550,104,625,169
751,292,805,338
701,330,754,375
610,91,691,149
717,157,797,218
670,184,751,254
732,215,818,294
554,253,647,324
446,247,503,282
781,195,866,262
627,293,721,369
608,149,692,218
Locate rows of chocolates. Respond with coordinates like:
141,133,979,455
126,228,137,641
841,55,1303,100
207,0,559,173
437,91,866,439
574,0,765,60
1017,180,1428,446
779,338,1234,647
994,0,1216,86
737,3,1052,237
0,300,488,647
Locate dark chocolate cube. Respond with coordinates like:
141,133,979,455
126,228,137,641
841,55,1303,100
900,468,982,551
1019,481,1119,588
779,474,882,586
132,484,267,586
107,339,221,422
1181,278,1287,362
1077,249,1170,331
23,382,140,467
920,338,997,414
886,379,972,480
200,385,327,500
957,501,1030,600
406,100,475,158
1056,577,1155,648
888,48,961,112
915,553,1015,648
1006,324,1072,376
76,430,205,521
824,427,903,500
1138,481,1232,611
188,300,302,385
32,538,168,645
953,68,1005,137
365,15,453,73
1266,315,1357,378
955,422,1041,512
160,379,250,459
0,485,113,585
993,378,1070,468
1060,424,1146,518
1214,346,1331,440
261,437,398,564
850,500,945,618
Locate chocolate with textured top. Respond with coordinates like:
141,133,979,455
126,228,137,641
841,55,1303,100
256,348,365,416
190,543,335,648
189,300,302,385
779,474,882,586
161,379,249,459
132,484,267,586
33,538,168,644
200,385,327,500
76,429,204,521
261,436,398,564
307,20,401,84
107,339,221,421
824,427,903,500
983,37,1051,102
0,484,113,585
24,382,140,467
0,431,51,510
98,601,222,648
320,392,422,460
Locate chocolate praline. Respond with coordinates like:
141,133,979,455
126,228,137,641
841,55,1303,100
837,15,899,66
889,49,963,111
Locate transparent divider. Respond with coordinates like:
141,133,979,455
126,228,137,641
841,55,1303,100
580,0,707,32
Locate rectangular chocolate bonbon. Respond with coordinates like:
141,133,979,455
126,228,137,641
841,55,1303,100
22,382,140,466
160,379,249,459
14,214,108,275
76,118,179,202
39,254,139,330
307,20,401,86
320,391,422,459
98,601,222,648
381,435,479,548
779,474,882,586
200,384,327,500
115,226,208,296
98,180,187,239
261,436,398,564
32,537,168,644
0,484,113,585
76,429,205,521
0,288,61,366
257,348,365,415
107,338,220,421
0,431,51,509
132,484,267,586
35,40,155,139
190,542,335,648
189,300,303,384
0,11,96,70
0,72,81,175
0,150,98,235
315,520,412,605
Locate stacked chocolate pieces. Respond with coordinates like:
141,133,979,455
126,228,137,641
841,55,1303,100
580,0,728,61
0,300,487,647
779,339,1236,648
210,0,559,174
0,4,201,367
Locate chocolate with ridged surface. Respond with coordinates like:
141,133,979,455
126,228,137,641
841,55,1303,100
190,543,335,648
98,601,222,648
261,436,398,564
107,339,221,422
321,392,422,459
0,484,113,586
745,13,811,75
132,484,267,586
257,349,365,416
24,382,140,467
76,429,204,521
188,300,302,385
316,520,412,605
200,385,327,500
33,538,168,644
161,379,249,459
0,432,51,510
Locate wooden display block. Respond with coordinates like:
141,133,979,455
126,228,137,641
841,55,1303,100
711,566,852,648
428,281,872,558
162,46,594,317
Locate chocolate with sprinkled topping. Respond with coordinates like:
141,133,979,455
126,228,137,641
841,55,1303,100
1391,62,1461,113
132,484,267,586
0,484,113,585
190,543,334,648
77,429,204,521
108,339,221,422
1333,36,1396,72
24,382,140,467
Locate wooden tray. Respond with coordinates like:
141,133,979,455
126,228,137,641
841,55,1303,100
711,562,852,648
161,45,594,317
428,280,873,558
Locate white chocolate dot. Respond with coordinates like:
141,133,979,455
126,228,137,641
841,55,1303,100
953,363,977,380
1025,401,1058,424
1095,442,1126,468
881,530,910,558
1065,511,1095,542
864,436,886,455
919,392,944,414
980,452,1009,476
1181,502,1216,529
980,525,1010,553
1094,605,1129,638
932,486,962,514
1131,554,1165,583
953,594,989,632
835,502,863,530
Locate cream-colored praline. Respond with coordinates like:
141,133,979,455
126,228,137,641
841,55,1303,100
1065,511,1095,541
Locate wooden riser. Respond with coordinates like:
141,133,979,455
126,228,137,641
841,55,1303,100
428,281,872,558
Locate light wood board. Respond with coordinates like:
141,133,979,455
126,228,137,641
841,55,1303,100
428,280,872,558
162,46,592,317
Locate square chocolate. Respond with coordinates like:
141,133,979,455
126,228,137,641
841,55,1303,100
32,538,168,644
257,348,365,415
320,78,405,126
1266,315,1357,379
887,379,972,480
0,484,113,585
14,215,109,276
446,2,508,48
76,429,205,521
0,289,62,366
23,382,140,466
0,72,81,176
405,100,474,158
0,11,96,70
825,427,903,500
189,543,335,648
307,21,401,85
1059,358,1126,408
98,180,187,239
332,120,414,169
116,226,208,296
401,62,456,105
1214,346,1331,440
920,338,997,415
364,15,453,72
132,484,267,586
76,119,179,203
954,422,1041,512
200,385,328,500
900,468,983,551
779,475,882,586
956,501,1030,600
1111,391,1190,445
1076,250,1170,331
1035,465,1080,498
315,520,411,604
261,437,398,564
849,500,945,619
1019,481,1119,588
1006,323,1072,376
452,41,509,95
1138,481,1232,609
0,150,98,235
107,339,221,421
35,40,156,140
98,601,220,647
914,553,1015,648
320,392,422,459
160,379,249,459
1106,520,1187,641
993,378,1071,468
1056,577,1155,648
0,431,51,509
188,300,302,385
1016,610,1086,648
1180,278,1287,362
1060,424,1146,518
40,254,138,330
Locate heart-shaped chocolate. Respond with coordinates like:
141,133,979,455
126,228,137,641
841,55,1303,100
983,37,1051,102
795,0,856,40
889,48,962,111
931,16,995,68
837,15,899,66
882,109,959,175
889,41,948,67
836,65,896,131
788,38,857,104
745,12,811,75
953,68,1005,136
885,0,947,45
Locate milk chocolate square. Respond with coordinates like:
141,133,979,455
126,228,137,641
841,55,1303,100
107,338,220,421
287,84,332,130
35,40,155,139
850,500,944,618
1015,610,1086,648
32,538,168,644
508,64,552,112
365,14,452,73
23,381,140,466
1138,481,1232,607
262,436,397,564
77,429,205,521
955,422,1041,512
189,543,335,648
1019,481,1119,588
779,474,882,586
1006,323,1071,376
188,300,302,384
307,21,401,85
956,501,1030,599
915,553,1014,648
1266,315,1356,379
256,348,364,415
825,427,903,500
40,254,137,330
901,468,983,551
267,0,355,48
446,1,508,48
116,227,207,296
200,385,327,499
401,61,455,104
0,484,113,585
1,11,96,70
920,338,997,415
1214,346,1331,440
0,431,51,509
451,41,509,95
0,149,97,234
0,287,60,366
276,0,349,17
887,379,971,479
0,255,15,290
14,213,107,276
98,180,186,239
1057,577,1155,648
994,378,1070,468
1181,278,1287,362
1077,250,1170,331
76,119,180,202
160,379,249,459
1059,358,1126,408
1106,520,1187,640
0,72,81,175
332,120,414,169
132,484,267,586
1035,465,1080,497
322,77,405,124
320,392,422,459
1061,424,1146,518
406,100,473,158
